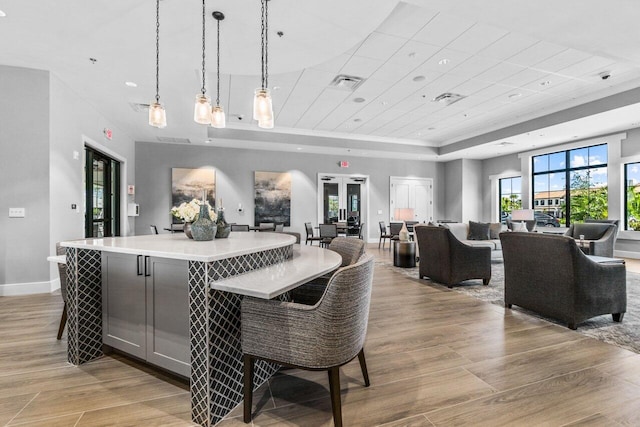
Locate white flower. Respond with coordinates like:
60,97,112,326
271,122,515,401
171,198,217,222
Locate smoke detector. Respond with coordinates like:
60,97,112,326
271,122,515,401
431,92,466,106
329,74,365,91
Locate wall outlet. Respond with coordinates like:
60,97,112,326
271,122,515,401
377,210,383,215
9,208,25,218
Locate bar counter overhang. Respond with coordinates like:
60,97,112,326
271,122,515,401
61,232,341,426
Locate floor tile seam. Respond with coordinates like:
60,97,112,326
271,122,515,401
8,411,83,426
592,363,640,391
8,390,190,425
558,412,624,427
0,357,133,380
5,391,40,427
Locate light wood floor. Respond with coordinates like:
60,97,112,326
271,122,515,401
2,247,640,426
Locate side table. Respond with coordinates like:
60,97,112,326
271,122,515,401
393,240,416,268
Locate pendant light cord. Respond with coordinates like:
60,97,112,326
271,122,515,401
216,13,220,106
201,0,206,96
260,0,265,90
155,0,160,103
264,0,268,90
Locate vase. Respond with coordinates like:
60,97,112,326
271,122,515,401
184,222,193,239
399,222,410,241
215,208,231,238
191,203,216,241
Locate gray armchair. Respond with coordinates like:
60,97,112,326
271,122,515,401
500,232,626,329
242,253,375,427
564,222,617,257
414,225,491,288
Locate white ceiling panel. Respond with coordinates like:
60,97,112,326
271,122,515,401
310,53,352,74
448,56,503,80
354,32,407,61
446,23,509,55
558,56,616,79
476,32,539,61
375,2,439,39
507,41,567,68
412,48,472,74
294,89,352,129
532,48,591,74
412,12,475,47
339,55,385,79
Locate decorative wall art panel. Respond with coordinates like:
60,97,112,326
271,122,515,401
254,171,291,226
172,167,216,211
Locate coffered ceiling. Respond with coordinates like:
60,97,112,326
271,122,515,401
2,0,640,160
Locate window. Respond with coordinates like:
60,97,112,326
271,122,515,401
625,162,640,231
499,176,522,222
532,143,607,226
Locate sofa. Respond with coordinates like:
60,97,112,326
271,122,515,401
500,232,626,329
414,225,491,288
442,221,505,250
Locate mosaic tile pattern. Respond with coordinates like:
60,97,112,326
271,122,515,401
189,244,293,426
66,248,103,365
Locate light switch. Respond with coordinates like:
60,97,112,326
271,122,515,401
377,210,382,215
9,208,25,218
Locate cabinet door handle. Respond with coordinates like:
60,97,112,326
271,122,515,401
144,256,151,277
137,255,143,276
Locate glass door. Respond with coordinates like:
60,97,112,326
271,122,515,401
319,175,365,234
85,147,121,238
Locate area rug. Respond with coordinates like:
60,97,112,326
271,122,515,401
378,253,640,354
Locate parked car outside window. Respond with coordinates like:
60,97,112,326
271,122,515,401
501,212,560,227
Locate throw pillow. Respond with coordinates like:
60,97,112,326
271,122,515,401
489,223,502,239
468,221,490,240
512,221,529,232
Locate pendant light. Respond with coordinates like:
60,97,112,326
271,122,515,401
194,0,212,124
210,11,226,128
149,0,167,128
253,0,274,129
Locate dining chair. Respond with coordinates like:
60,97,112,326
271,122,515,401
259,222,275,231
358,222,365,240
242,253,375,427
319,223,338,248
275,223,284,232
304,222,322,246
55,243,68,340
149,225,158,234
378,221,392,249
230,224,250,232
388,222,404,251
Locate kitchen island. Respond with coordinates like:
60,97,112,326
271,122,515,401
60,232,341,426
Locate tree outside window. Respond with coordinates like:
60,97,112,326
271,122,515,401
499,177,522,222
626,162,640,231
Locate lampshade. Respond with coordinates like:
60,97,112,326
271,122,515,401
148,101,167,128
194,94,212,124
253,88,273,122
394,208,415,222
511,209,535,221
210,105,226,128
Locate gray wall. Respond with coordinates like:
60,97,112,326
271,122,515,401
134,141,445,242
0,66,50,287
622,128,640,158
444,160,462,222
443,159,483,222
0,65,136,294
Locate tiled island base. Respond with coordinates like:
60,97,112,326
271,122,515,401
65,244,292,426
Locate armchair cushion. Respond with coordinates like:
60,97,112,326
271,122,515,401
468,221,490,240
569,223,610,240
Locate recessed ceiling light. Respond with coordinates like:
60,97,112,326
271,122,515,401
412,75,426,82
272,86,281,91
463,113,469,118
353,97,366,103
125,81,138,88
296,147,303,150
427,127,436,131
408,52,416,58
438,58,450,65
540,80,551,86
416,132,422,136
353,118,362,122
539,133,545,137
508,93,522,99
381,101,388,106
0,10,6,17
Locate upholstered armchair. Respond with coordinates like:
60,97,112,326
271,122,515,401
500,232,626,329
242,253,375,427
414,225,491,288
564,222,617,257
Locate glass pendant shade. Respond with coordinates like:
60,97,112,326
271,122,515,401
253,88,273,122
149,101,167,128
194,94,212,124
258,116,274,129
210,105,226,128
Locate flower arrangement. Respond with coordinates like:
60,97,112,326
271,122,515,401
171,198,217,223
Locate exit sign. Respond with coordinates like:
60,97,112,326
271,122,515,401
339,161,350,168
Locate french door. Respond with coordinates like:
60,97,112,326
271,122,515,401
318,174,367,225
85,147,121,238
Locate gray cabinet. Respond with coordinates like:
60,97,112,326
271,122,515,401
102,252,190,377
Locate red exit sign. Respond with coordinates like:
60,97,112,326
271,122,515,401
339,161,350,168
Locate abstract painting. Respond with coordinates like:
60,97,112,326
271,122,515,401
254,171,291,226
171,167,216,212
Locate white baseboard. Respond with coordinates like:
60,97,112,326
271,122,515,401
614,250,640,260
0,278,60,296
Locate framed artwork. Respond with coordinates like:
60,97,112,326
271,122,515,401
171,168,216,220
254,171,291,226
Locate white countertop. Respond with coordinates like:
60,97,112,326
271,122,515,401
60,232,296,262
211,245,342,299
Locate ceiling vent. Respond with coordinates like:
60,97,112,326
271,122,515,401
157,136,191,144
329,74,365,91
129,102,150,113
431,92,466,106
